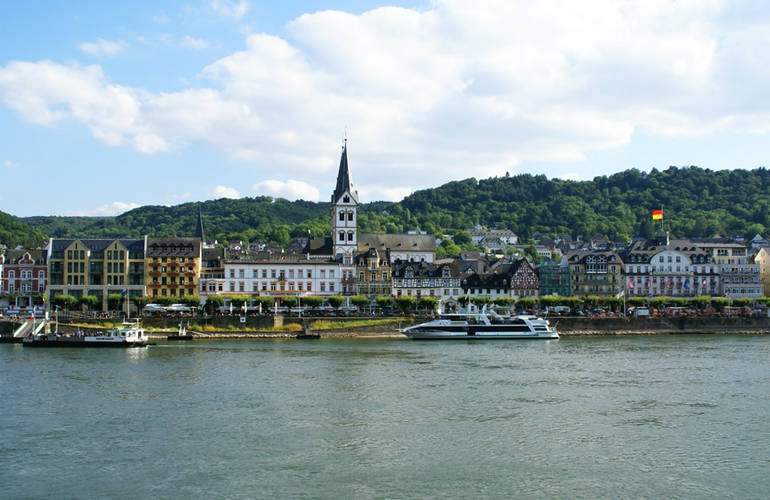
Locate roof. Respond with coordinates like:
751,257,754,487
49,238,144,252
359,233,436,253
332,142,358,204
146,237,201,258
305,236,334,256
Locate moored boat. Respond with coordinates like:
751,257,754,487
23,320,149,348
402,310,558,340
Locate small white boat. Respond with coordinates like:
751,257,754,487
23,320,149,348
402,310,558,340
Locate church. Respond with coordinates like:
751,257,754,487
306,140,437,265
212,142,436,302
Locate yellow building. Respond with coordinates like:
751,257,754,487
567,250,623,298
754,247,770,296
145,237,202,299
355,248,391,298
47,238,145,309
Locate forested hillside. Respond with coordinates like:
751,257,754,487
17,166,770,245
0,210,47,248
389,166,770,241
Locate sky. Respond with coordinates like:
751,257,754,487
1,0,770,217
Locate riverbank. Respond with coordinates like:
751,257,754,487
4,316,770,339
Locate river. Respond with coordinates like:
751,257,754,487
1,335,768,499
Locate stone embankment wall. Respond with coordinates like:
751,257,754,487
553,316,770,335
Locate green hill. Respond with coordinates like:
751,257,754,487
17,166,770,245
0,210,47,248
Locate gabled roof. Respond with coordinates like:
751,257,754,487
332,141,358,204
359,233,436,253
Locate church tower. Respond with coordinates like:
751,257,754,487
331,140,358,260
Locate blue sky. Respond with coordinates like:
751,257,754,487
2,0,770,217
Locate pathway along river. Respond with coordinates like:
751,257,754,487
1,335,768,499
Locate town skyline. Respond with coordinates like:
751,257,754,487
3,1,770,217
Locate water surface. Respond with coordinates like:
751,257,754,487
1,335,768,499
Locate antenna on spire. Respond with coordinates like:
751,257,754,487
343,127,348,149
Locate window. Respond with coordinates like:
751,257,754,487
262,269,267,278
320,282,325,292
229,269,235,278
339,212,345,221
329,270,335,278
348,212,353,221
339,231,345,241
348,231,354,241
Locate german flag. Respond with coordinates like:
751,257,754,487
652,209,663,220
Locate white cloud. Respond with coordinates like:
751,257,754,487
72,201,141,216
180,36,209,50
3,1,770,199
212,185,240,199
251,179,320,201
153,12,169,24
4,160,19,168
78,38,126,58
210,0,248,20
358,184,412,202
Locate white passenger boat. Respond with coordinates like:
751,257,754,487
23,320,149,348
402,311,558,340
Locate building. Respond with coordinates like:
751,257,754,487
621,236,718,298
567,250,623,298
144,237,202,300
754,247,770,296
222,253,349,301
199,246,226,305
461,258,540,301
46,238,145,309
1,248,47,306
358,233,436,264
392,260,461,311
355,247,392,298
537,258,571,297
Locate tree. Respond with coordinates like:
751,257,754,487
131,296,151,311
375,295,393,311
350,295,370,310
280,296,298,308
396,295,416,314
458,296,470,307
493,297,514,308
417,296,438,313
204,295,224,314
180,294,200,308
452,231,472,247
257,296,277,312
53,294,78,310
107,293,124,311
327,295,345,310
628,297,648,307
690,295,711,310
516,297,538,310
711,297,732,311
79,295,100,311
302,296,323,311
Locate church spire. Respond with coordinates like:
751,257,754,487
332,139,358,203
194,207,205,242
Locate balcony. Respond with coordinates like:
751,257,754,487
147,283,162,289
149,271,161,277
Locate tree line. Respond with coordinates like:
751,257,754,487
8,166,770,248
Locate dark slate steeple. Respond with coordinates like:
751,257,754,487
332,139,358,203
195,207,205,242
